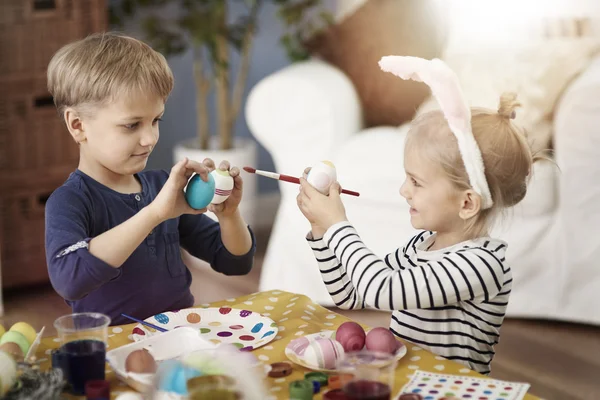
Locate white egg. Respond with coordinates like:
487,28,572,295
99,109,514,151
210,169,234,204
115,392,144,400
307,161,337,194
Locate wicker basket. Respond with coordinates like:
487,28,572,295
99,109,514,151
0,0,107,78
0,0,106,288
0,181,64,288
0,76,79,188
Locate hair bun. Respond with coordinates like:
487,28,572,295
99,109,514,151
498,92,521,119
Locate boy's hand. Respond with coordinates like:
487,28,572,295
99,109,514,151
150,158,209,223
201,158,243,219
296,167,347,231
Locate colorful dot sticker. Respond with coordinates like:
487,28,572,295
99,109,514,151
399,371,530,400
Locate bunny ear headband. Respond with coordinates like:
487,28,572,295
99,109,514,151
379,56,493,210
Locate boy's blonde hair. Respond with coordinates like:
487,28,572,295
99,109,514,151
406,93,543,238
47,32,174,117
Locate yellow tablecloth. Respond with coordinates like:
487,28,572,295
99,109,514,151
36,290,539,399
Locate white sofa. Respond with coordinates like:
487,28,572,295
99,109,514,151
245,56,600,326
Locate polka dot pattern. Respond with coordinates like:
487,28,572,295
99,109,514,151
403,371,530,400
35,291,536,400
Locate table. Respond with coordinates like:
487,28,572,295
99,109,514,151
37,290,539,399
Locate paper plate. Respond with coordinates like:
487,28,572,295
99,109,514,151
285,330,407,372
131,307,278,351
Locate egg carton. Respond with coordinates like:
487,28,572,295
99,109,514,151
106,327,216,393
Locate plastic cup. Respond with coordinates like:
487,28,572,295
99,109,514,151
336,350,398,400
52,313,110,395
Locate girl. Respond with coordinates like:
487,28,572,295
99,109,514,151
296,56,541,374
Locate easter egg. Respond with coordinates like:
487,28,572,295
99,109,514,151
9,322,36,345
365,327,400,355
115,392,144,400
307,161,337,194
185,173,216,210
0,350,17,395
335,321,366,352
210,169,234,205
125,349,157,374
0,331,29,356
303,338,345,370
158,361,203,395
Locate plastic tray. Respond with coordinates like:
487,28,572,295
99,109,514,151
106,327,216,392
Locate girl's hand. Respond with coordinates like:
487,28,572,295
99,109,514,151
150,158,208,222
296,171,347,231
201,158,243,218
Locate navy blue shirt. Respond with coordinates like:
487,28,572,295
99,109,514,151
45,169,256,326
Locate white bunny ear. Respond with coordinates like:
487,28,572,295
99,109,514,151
379,55,493,209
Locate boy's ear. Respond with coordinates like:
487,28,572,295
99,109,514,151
458,189,482,220
64,108,86,144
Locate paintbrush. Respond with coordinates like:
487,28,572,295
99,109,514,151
121,313,168,333
243,166,360,197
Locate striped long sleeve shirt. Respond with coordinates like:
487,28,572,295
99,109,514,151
307,221,511,374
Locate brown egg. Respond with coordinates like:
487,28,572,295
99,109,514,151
125,349,157,373
0,342,24,361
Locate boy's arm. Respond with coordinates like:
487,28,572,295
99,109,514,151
178,211,255,275
45,187,155,301
323,222,506,310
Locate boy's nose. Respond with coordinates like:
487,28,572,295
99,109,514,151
140,128,158,147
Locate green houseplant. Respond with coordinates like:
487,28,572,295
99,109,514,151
110,0,333,151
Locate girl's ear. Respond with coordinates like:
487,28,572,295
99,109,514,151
459,189,482,220
64,108,86,144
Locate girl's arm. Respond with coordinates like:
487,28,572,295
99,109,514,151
323,222,506,311
307,228,430,310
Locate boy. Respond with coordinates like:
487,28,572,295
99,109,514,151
45,32,255,325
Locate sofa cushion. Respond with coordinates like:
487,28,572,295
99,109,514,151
416,38,600,153
304,0,446,128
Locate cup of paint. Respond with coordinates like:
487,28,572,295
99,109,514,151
336,350,397,400
52,313,110,395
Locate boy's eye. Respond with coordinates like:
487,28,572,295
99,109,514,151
411,177,420,187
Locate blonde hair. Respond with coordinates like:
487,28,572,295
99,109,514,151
47,32,174,118
406,93,544,238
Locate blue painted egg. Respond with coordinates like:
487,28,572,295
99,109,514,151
185,173,215,210
158,361,203,395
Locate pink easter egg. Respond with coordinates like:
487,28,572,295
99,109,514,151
365,327,400,355
304,338,345,369
335,321,366,352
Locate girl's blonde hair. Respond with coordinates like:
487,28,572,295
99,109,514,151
47,32,174,118
406,92,544,238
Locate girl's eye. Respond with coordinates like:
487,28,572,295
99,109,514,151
153,117,163,125
124,122,139,130
411,177,420,187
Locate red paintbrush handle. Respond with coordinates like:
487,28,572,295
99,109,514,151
341,188,360,197
278,174,301,184
280,173,360,197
